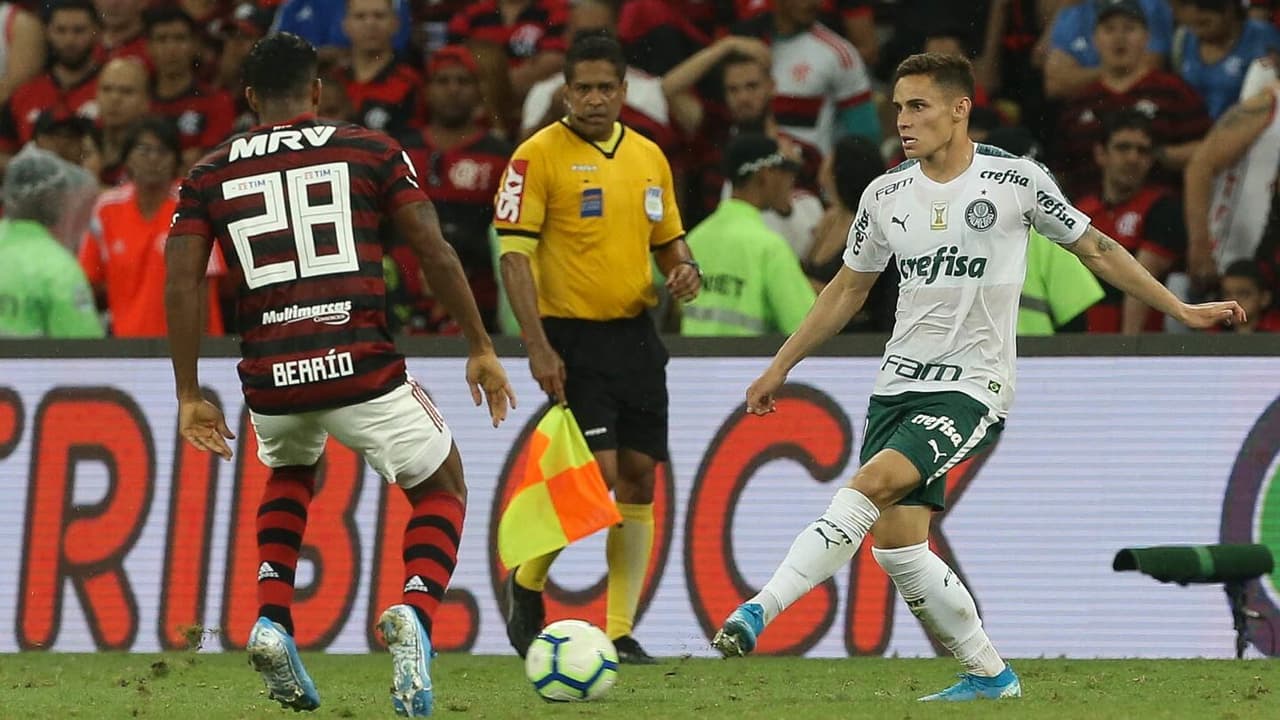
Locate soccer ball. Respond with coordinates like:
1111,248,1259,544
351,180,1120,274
524,619,619,702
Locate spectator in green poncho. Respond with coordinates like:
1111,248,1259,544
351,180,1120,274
682,134,816,336
0,145,103,338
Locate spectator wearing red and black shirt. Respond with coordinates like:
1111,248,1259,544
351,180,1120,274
617,0,715,77
335,0,423,135
733,0,878,67
399,46,513,331
1074,110,1187,334
95,56,151,186
447,0,569,97
1054,0,1209,198
94,0,149,64
663,40,821,223
172,0,234,81
212,2,272,134
146,6,234,170
0,0,100,170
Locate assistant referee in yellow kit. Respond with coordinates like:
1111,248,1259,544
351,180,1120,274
496,31,700,665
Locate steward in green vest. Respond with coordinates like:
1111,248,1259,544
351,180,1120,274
682,134,815,336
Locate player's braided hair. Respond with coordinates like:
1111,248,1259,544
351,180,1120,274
244,32,318,102
894,52,975,99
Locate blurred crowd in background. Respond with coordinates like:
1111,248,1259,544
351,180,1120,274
1,0,1278,339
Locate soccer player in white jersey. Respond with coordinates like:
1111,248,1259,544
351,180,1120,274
711,52,1245,702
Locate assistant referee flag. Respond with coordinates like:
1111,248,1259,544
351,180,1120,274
498,406,621,568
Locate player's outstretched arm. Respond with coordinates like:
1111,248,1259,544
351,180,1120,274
394,201,515,427
165,233,235,460
1067,225,1246,330
747,266,877,414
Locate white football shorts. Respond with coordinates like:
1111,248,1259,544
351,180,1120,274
250,377,453,489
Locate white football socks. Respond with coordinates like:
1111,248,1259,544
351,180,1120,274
749,488,880,624
872,542,1006,677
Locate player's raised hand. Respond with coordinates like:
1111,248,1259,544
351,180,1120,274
178,397,235,460
746,367,786,415
1178,300,1247,329
467,351,517,428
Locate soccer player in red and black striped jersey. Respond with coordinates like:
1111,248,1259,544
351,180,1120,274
1074,110,1187,333
165,32,515,717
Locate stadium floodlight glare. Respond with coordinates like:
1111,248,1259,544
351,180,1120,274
1113,544,1275,658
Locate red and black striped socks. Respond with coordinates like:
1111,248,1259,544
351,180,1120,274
401,490,465,637
255,465,316,636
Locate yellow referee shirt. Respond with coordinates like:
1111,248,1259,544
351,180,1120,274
495,120,684,321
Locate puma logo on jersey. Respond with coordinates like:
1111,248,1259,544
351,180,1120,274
496,159,528,223
927,438,948,462
891,214,908,231
898,246,988,284
229,125,336,162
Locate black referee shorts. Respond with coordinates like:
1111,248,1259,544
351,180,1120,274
542,312,669,462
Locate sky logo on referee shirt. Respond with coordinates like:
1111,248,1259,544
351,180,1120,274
496,159,528,223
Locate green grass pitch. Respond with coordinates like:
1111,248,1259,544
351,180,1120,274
1,653,1277,719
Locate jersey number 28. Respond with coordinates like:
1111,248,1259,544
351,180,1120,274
221,162,358,290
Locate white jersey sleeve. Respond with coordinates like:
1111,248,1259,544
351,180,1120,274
843,184,891,272
1026,160,1090,245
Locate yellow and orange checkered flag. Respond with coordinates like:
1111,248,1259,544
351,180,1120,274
497,405,621,569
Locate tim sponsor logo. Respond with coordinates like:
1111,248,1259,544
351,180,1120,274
271,349,355,387
262,301,353,327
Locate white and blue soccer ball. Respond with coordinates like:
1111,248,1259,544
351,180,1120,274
524,619,619,702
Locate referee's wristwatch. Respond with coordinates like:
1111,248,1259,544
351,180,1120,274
678,259,702,280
